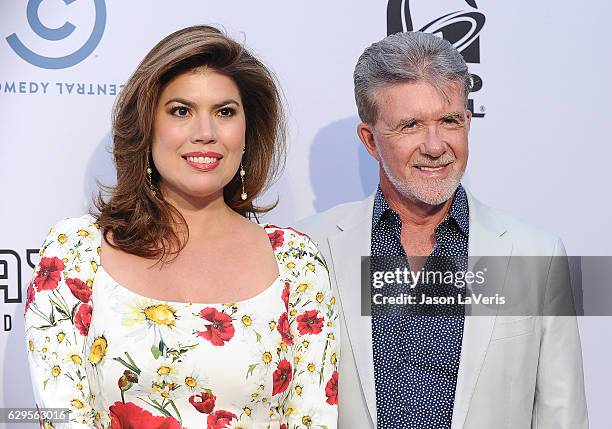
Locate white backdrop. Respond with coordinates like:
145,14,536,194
1,1,610,427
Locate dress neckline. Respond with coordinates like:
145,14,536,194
90,216,285,306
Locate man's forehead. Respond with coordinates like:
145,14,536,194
373,80,464,123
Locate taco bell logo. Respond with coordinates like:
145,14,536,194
6,0,107,69
387,0,486,118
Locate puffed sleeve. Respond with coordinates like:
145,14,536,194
280,229,339,429
24,216,101,428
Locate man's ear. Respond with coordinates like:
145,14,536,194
357,122,380,162
465,108,472,133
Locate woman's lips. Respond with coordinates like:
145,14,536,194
184,157,221,171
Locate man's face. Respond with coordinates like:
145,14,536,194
358,80,471,206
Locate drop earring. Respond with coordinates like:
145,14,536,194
240,162,247,201
146,153,156,196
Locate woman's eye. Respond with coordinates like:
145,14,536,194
218,107,234,117
171,106,189,117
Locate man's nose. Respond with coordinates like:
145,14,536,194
419,126,446,158
191,114,216,144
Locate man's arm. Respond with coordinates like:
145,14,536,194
532,238,588,428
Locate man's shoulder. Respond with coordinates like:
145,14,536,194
295,197,373,241
469,193,563,254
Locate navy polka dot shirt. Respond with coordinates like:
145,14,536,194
371,185,469,428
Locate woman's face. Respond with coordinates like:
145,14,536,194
151,69,246,206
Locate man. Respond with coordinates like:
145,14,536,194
297,32,588,428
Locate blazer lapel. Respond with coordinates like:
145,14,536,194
451,190,513,429
327,195,378,424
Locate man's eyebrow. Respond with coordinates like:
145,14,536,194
440,112,465,121
391,117,418,130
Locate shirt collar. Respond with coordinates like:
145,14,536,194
372,184,469,237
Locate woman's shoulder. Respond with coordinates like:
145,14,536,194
41,214,102,251
262,224,317,249
47,214,100,234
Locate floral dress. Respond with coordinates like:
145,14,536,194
24,215,339,429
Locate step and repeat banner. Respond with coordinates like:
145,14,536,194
1,1,611,427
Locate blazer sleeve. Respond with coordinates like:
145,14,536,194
24,217,100,428
532,238,588,429
280,231,340,429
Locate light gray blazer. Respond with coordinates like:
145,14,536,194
296,188,588,429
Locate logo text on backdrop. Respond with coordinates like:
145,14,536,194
387,0,486,118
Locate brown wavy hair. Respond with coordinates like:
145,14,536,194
92,25,286,264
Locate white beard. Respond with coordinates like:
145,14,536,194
379,156,464,206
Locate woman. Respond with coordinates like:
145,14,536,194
24,25,339,429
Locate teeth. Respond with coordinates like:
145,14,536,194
418,166,444,171
186,156,218,164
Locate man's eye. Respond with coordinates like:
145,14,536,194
218,107,235,117
443,118,461,126
402,122,416,130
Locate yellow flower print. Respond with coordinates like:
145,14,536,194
330,352,337,365
144,304,177,327
268,320,277,331
51,365,61,378
262,351,273,364
71,399,85,409
286,262,296,269
157,365,171,376
88,336,107,365
77,229,90,238
241,315,252,327
307,362,316,372
306,263,316,272
315,292,324,303
90,261,98,273
57,234,67,244
302,415,312,426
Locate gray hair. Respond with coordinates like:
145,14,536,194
354,31,472,124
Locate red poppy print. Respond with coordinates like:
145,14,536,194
34,256,64,291
325,370,339,405
281,282,290,311
74,303,92,336
277,312,293,345
206,410,237,429
296,310,324,335
268,230,284,251
189,391,216,414
109,401,182,429
196,307,235,346
25,281,35,314
66,278,92,303
272,359,292,395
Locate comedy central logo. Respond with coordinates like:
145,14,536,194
387,0,486,118
6,0,106,69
